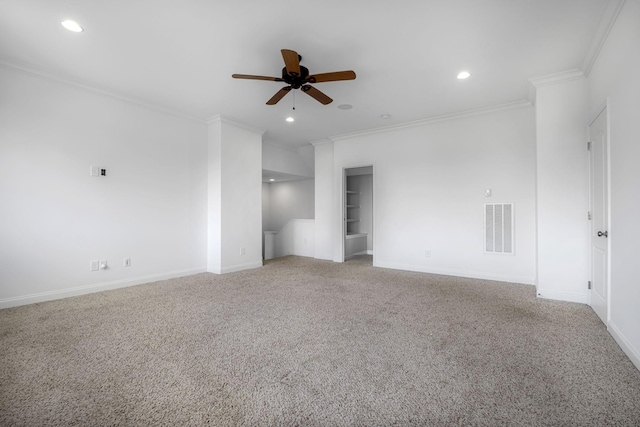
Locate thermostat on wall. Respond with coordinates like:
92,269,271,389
90,166,106,177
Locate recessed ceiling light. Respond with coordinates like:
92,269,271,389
286,116,294,123
269,178,275,182
338,104,353,110
380,114,391,119
61,20,83,33
457,71,471,79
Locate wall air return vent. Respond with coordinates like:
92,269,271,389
485,203,514,254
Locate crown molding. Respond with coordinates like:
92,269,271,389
529,69,586,88
0,56,205,124
581,0,627,77
310,139,334,147
330,100,532,142
206,114,264,135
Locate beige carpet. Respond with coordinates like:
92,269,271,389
1,255,639,426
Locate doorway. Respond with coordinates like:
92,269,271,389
343,166,373,263
589,105,609,325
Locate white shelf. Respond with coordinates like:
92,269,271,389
346,186,361,235
346,233,367,239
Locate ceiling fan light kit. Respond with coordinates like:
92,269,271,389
232,49,356,106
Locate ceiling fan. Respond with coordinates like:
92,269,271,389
232,49,356,105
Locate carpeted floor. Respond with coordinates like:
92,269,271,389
1,255,639,426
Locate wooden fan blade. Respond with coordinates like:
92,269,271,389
266,86,292,105
301,85,332,105
307,70,356,83
232,74,284,82
281,49,301,76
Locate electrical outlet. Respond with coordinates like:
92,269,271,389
90,260,99,271
124,258,131,267
240,247,245,255
425,250,431,258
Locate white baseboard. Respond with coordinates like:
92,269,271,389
292,250,315,258
373,261,535,285
0,267,207,309
212,261,263,275
536,289,588,304
608,320,640,372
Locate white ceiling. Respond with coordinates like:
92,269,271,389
0,0,610,148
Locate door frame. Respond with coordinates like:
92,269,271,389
587,100,611,323
340,164,375,263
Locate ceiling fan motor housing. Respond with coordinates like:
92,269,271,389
282,66,309,88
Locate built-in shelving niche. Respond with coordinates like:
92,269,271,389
344,167,373,260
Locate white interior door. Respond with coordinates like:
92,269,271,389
589,107,609,325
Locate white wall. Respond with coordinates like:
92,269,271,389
207,117,263,274
320,106,537,284
297,144,315,174
263,179,315,257
587,0,640,369
261,142,315,260
262,178,315,260
533,76,589,303
207,119,223,273
263,142,313,178
262,183,271,230
266,179,314,231
274,219,315,258
261,182,271,259
0,65,208,307
313,141,334,260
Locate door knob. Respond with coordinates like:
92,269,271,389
597,231,608,238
